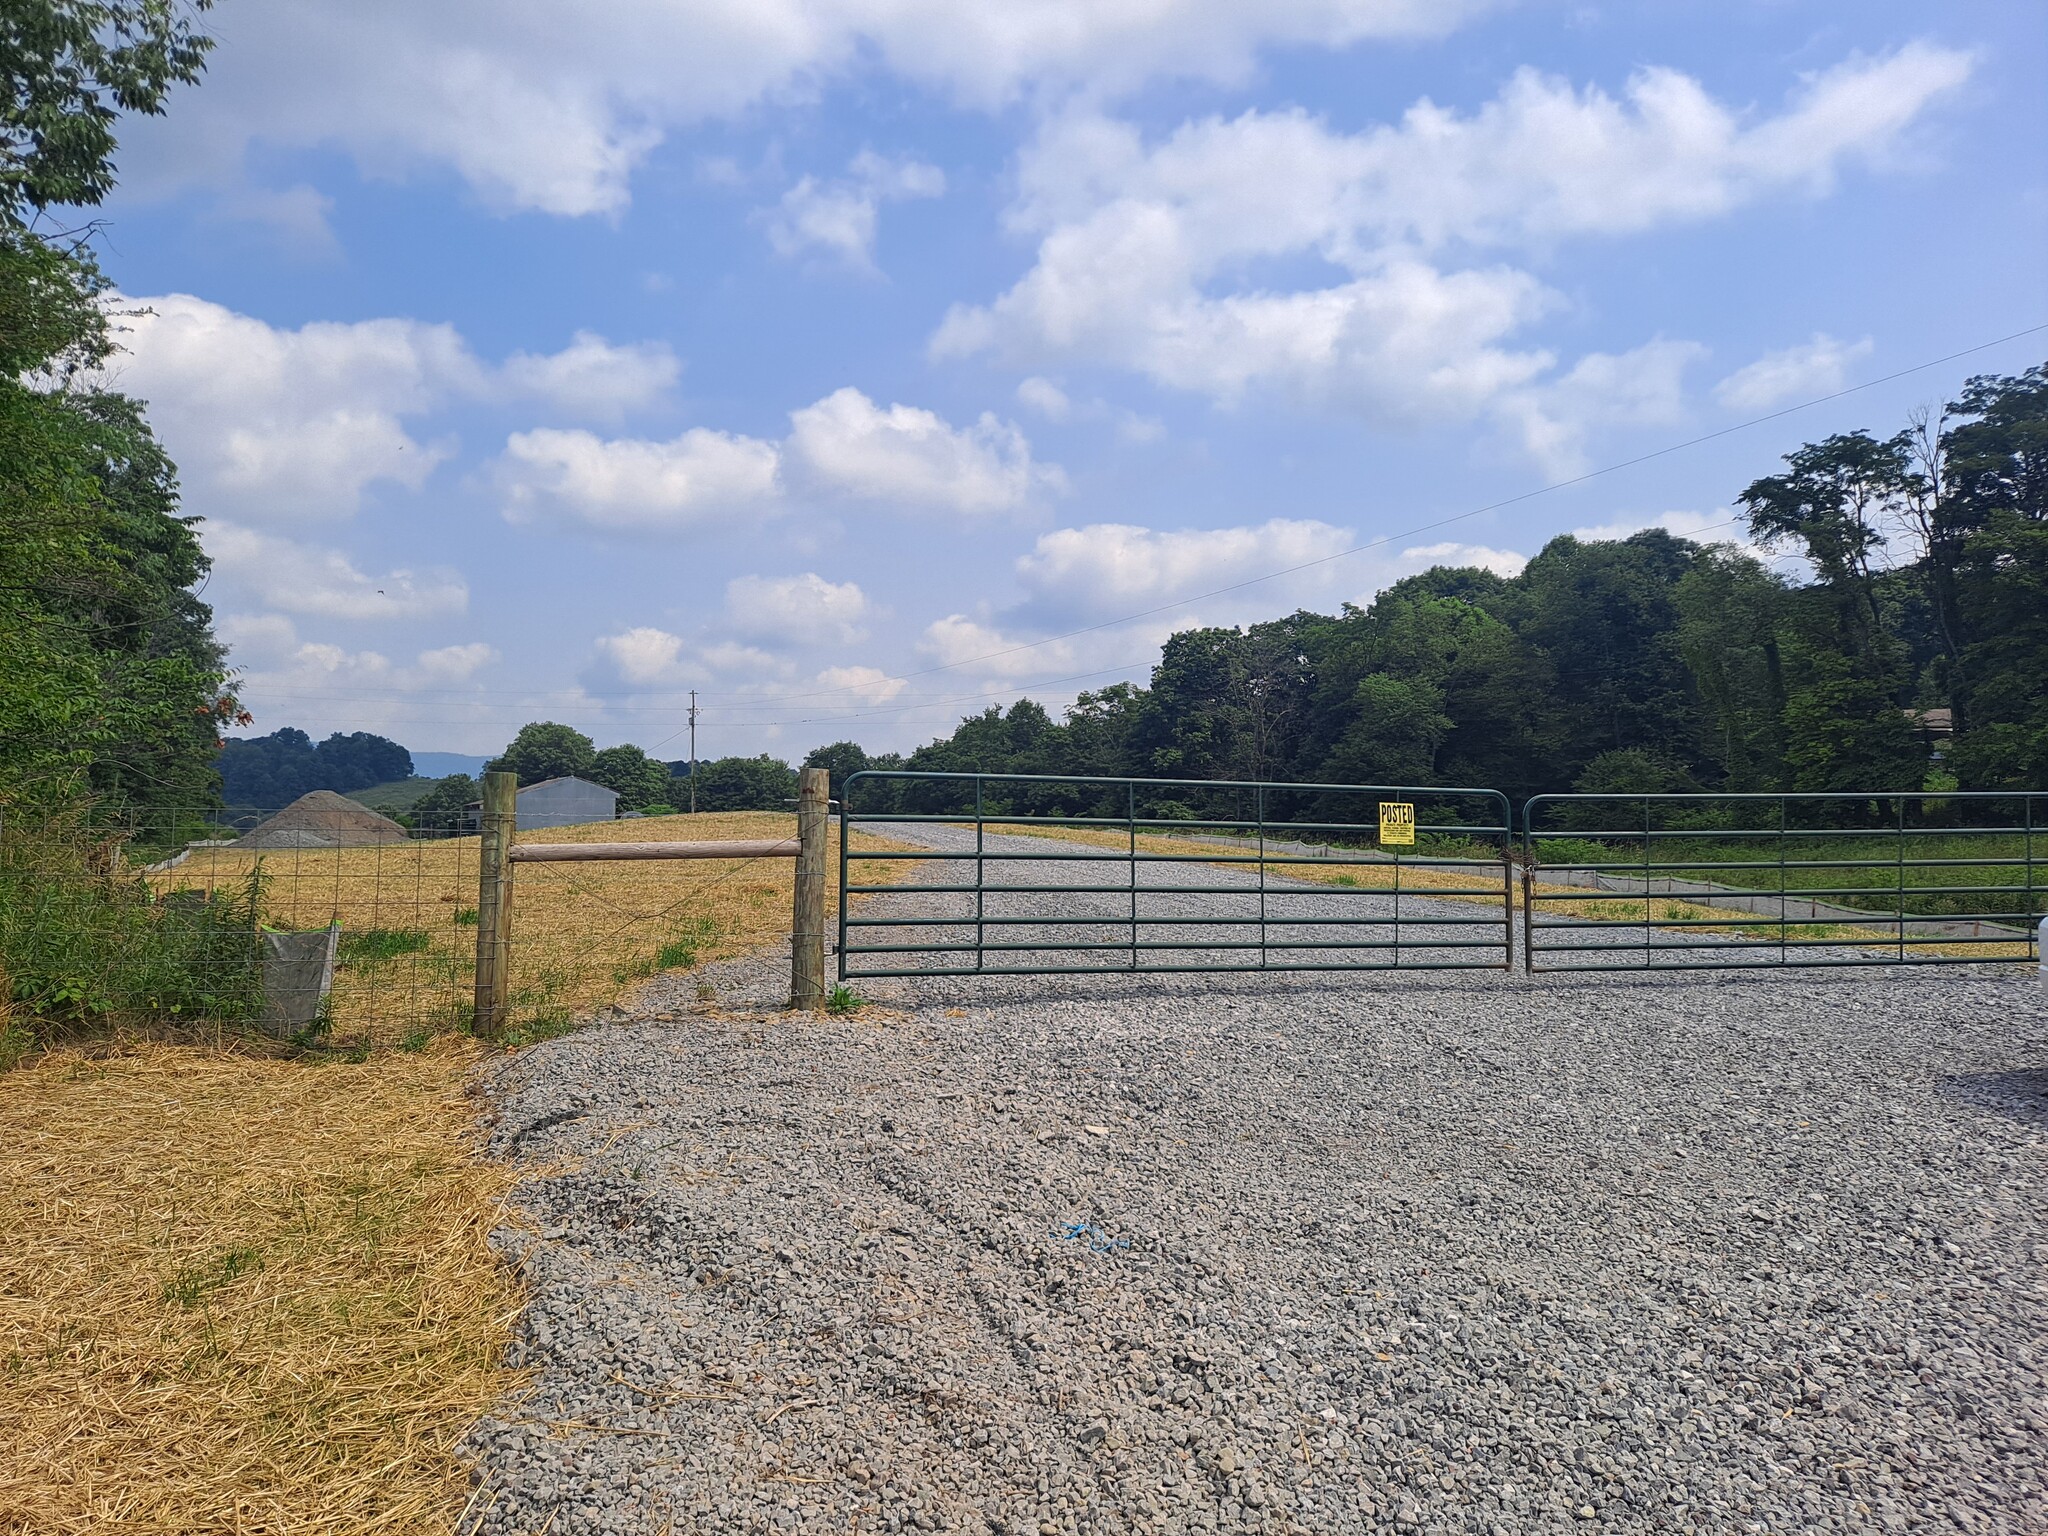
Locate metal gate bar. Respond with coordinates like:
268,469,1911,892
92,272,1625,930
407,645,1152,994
840,771,1513,978
1523,791,2046,971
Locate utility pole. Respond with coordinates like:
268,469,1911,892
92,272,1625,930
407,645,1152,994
688,689,699,815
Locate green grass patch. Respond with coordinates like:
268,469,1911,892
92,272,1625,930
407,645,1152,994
336,928,433,965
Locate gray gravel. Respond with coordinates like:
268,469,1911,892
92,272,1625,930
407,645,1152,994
461,828,2048,1536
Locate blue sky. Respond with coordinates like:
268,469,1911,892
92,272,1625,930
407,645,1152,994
88,0,2048,763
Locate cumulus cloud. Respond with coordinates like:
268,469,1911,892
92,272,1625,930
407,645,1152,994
918,612,1080,683
490,386,1056,527
205,523,469,620
725,573,870,645
223,616,501,734
1014,519,1352,620
118,0,1484,218
935,46,1968,458
594,624,786,685
103,295,686,521
104,294,478,520
494,426,782,530
1713,333,1875,412
1497,338,1705,478
812,664,906,704
500,330,682,419
1568,508,1757,552
596,625,687,684
1396,541,1528,578
762,151,945,269
786,387,1062,514
1015,377,1072,420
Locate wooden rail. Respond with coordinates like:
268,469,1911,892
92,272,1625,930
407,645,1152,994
508,839,797,863
470,771,831,1037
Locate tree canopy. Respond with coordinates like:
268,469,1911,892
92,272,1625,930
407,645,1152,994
834,372,2045,811
486,722,597,786
217,728,413,809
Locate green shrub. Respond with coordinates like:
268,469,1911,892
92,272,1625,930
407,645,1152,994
0,811,264,1043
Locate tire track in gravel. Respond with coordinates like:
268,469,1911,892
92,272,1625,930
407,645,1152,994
459,827,2048,1536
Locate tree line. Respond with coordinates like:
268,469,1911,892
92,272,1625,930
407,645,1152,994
807,370,2046,813
0,2,229,844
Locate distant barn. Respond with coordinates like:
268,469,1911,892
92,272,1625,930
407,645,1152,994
511,776,618,830
235,790,411,849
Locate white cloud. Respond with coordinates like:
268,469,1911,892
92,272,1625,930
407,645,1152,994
594,625,789,688
596,625,687,684
487,385,1061,528
935,46,1968,456
787,387,1062,514
812,664,906,704
120,0,1485,218
1497,337,1705,478
104,296,689,522
919,613,1079,682
726,573,870,646
1569,508,1756,551
762,150,945,269
1015,519,1352,619
225,617,502,732
205,523,469,620
495,426,782,530
500,330,681,419
104,293,480,521
1713,333,1875,412
414,642,497,681
1397,541,1528,578
1015,376,1072,420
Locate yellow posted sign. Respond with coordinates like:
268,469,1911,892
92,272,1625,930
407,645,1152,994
1378,801,1416,846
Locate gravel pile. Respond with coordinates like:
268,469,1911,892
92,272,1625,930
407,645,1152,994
461,828,2048,1536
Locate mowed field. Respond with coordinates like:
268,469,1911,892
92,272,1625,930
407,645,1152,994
147,812,917,1045
1,813,916,1533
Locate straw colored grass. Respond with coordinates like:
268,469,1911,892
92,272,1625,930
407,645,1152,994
0,1039,522,1535
146,812,916,1045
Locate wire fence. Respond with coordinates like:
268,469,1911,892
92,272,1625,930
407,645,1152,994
0,803,835,1051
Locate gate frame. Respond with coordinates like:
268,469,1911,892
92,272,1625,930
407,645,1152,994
1520,789,2045,972
837,770,1515,979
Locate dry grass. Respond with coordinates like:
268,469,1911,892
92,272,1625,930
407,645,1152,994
147,812,916,1045
0,1038,522,1535
0,815,926,1532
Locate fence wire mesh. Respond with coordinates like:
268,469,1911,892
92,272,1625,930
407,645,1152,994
0,804,846,1049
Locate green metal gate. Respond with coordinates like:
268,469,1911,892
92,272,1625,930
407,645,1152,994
1521,791,2046,971
838,771,1513,978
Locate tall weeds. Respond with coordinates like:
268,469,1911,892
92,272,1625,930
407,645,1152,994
0,803,263,1060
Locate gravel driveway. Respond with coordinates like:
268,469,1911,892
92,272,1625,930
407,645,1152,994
461,826,2048,1536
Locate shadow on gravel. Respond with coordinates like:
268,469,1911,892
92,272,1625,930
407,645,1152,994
1939,1066,2048,1128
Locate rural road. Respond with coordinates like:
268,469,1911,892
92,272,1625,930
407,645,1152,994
460,825,2048,1535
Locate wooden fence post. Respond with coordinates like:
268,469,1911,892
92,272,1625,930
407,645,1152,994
790,767,828,1008
474,770,517,1038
